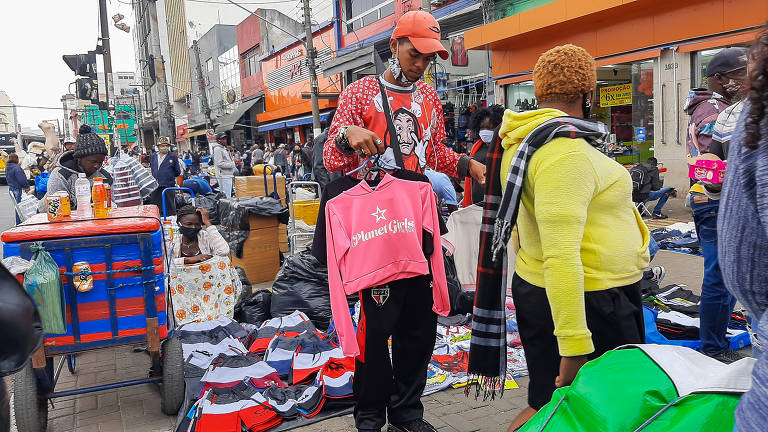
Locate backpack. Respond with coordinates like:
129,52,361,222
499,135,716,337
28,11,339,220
630,164,650,202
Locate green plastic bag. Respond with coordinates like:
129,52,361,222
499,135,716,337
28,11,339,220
23,243,66,334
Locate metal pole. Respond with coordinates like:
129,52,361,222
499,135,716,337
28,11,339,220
193,40,213,127
147,0,172,139
98,0,113,108
302,0,322,137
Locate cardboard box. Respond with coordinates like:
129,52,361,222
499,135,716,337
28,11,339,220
230,215,281,284
290,199,320,226
279,224,288,253
235,175,286,201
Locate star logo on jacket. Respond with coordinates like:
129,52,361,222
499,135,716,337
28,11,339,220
371,206,387,222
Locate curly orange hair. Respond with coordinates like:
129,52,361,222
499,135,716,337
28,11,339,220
533,44,597,104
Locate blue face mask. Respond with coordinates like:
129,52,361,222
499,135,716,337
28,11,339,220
478,129,494,144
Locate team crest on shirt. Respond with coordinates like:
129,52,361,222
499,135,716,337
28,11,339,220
372,286,390,307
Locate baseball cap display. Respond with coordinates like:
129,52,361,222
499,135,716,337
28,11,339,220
392,11,449,60
705,47,748,77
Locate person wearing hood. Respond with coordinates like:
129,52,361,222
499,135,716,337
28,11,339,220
39,132,113,212
463,104,505,206
684,47,748,159
150,137,182,216
211,137,236,197
685,48,748,365
472,45,649,431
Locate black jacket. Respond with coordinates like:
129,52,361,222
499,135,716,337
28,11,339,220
311,130,341,189
6,162,28,191
633,162,664,201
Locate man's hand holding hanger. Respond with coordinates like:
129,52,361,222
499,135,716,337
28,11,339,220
339,125,486,185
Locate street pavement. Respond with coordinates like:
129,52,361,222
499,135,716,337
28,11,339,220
3,189,709,432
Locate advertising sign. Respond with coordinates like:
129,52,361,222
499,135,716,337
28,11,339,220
599,84,633,107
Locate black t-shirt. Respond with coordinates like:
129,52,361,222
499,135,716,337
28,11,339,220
311,169,448,265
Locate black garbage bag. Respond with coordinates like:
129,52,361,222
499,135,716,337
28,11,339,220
234,290,272,326
444,249,474,316
218,197,290,258
271,251,332,330
175,193,193,209
196,193,225,225
0,264,43,376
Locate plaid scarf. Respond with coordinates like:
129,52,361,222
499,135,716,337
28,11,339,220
467,116,608,399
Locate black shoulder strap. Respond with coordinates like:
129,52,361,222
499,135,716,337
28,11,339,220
377,77,405,168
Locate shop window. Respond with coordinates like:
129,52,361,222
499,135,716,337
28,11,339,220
593,60,655,164
504,81,536,112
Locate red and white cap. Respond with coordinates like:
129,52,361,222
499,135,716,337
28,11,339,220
392,11,449,60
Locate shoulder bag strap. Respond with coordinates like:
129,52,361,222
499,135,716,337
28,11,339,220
377,77,405,168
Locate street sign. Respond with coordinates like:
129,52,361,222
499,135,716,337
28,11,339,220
636,127,646,143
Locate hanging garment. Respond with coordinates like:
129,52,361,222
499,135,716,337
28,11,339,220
169,255,241,325
323,174,449,356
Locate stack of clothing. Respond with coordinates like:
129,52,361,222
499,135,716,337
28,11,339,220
642,283,751,350
651,222,702,256
176,313,355,432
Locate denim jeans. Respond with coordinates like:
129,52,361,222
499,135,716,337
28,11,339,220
424,169,458,205
10,187,21,225
217,176,233,198
648,187,673,213
689,192,736,355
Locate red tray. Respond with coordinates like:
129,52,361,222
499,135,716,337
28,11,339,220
1,206,161,243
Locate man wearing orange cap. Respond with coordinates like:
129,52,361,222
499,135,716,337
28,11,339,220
324,10,485,182
322,10,484,432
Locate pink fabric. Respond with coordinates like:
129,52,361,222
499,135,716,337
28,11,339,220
325,174,450,356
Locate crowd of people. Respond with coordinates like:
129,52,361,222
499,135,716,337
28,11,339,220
5,9,768,432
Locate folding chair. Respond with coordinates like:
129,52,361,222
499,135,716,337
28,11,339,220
635,201,653,218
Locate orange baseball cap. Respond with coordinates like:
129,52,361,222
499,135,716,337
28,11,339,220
392,11,449,60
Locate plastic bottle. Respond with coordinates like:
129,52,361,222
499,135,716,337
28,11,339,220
74,173,92,217
92,177,108,219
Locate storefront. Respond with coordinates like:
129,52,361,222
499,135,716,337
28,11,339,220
255,23,342,147
466,0,768,192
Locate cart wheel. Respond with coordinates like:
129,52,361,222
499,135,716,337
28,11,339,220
66,355,76,375
160,337,184,415
13,362,48,432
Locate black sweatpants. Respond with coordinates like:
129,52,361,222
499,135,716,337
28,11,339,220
511,273,645,410
353,275,437,430
151,186,176,218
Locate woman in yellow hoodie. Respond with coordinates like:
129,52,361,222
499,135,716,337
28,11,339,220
467,45,650,430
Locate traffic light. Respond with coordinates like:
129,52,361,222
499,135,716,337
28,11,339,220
63,53,97,78
76,78,99,105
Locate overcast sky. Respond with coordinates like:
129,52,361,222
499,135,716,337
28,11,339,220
2,0,332,132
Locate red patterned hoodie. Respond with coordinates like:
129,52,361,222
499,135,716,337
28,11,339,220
323,75,468,177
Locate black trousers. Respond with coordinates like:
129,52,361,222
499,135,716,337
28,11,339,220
150,186,176,218
511,273,645,410
353,276,437,430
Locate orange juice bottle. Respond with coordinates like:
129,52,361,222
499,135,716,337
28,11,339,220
92,177,108,219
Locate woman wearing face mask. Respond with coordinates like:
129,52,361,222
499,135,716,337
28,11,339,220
462,104,505,206
172,206,229,266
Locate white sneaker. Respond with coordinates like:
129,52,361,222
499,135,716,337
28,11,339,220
650,266,666,285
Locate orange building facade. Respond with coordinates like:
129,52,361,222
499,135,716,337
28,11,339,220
256,24,344,146
465,0,768,192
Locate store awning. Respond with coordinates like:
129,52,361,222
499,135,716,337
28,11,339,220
215,97,261,133
284,112,332,127
182,129,207,139
258,120,287,132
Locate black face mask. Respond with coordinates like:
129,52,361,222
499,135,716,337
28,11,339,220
179,226,201,240
582,93,592,119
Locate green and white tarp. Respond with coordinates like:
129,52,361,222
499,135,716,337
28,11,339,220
521,344,756,432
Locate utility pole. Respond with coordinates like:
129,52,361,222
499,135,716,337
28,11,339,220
301,0,322,137
193,40,213,127
98,0,113,108
146,0,173,139
421,0,431,11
